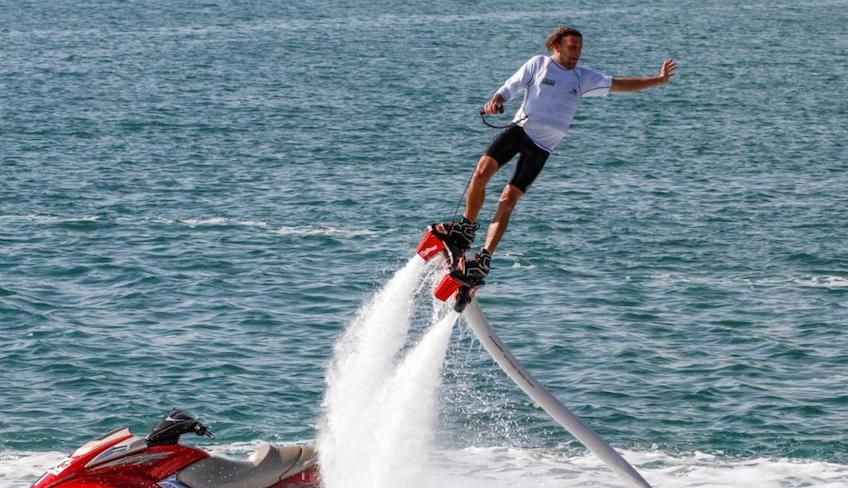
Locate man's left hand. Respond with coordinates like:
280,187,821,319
660,58,678,83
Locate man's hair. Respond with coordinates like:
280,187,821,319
545,27,583,51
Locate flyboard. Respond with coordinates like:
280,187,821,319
416,229,653,488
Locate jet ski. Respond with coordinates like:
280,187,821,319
31,408,319,488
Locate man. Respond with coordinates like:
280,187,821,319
435,26,677,283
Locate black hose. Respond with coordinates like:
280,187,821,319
479,105,526,129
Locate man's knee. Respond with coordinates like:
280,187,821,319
473,155,499,182
497,185,524,213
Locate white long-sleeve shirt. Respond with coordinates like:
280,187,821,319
495,55,612,152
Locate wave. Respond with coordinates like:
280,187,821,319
0,214,100,224
796,275,848,289
428,446,848,488
178,218,268,228
7,446,847,488
275,225,381,238
0,214,271,229
654,272,848,290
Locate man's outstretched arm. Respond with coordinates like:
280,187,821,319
610,58,677,92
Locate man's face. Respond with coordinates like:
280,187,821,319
556,35,583,68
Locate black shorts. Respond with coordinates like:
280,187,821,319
484,125,550,193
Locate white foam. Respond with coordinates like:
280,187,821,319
275,225,379,237
653,272,848,291
797,275,848,289
424,446,848,488
317,257,427,488
0,214,100,224
180,217,228,226
318,254,460,488
179,217,268,228
6,444,848,487
0,450,65,485
368,313,457,488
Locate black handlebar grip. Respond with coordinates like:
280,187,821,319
480,104,505,115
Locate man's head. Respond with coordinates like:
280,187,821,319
545,27,583,69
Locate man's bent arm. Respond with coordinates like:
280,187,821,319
611,58,677,93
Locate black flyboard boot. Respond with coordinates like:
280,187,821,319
452,249,491,312
417,219,488,312
434,249,490,312
416,218,478,268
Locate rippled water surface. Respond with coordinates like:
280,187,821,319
2,0,847,486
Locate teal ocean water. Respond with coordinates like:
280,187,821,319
2,0,847,486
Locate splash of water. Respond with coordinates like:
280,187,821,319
318,257,424,488
368,312,457,488
318,257,456,488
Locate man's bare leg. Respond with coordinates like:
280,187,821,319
482,183,524,255
431,154,500,257
464,155,500,223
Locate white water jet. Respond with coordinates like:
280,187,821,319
368,312,458,488
318,257,426,488
318,256,456,488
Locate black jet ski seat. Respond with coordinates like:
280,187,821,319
177,444,317,488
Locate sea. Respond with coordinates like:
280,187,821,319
2,0,847,486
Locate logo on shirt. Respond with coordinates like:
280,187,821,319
570,88,579,95
541,77,555,86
